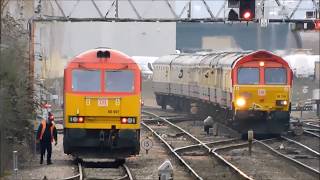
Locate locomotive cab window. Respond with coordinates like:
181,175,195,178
265,68,287,84
237,68,259,84
105,70,134,92
72,69,101,92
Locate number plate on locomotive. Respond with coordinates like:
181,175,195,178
97,98,108,107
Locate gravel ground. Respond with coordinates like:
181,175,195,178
3,134,76,180
218,144,319,180
285,133,320,153
182,155,241,180
84,167,125,179
291,111,320,120
263,138,320,171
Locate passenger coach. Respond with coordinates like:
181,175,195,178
153,50,293,134
63,48,141,158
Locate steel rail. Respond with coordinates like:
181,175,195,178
304,130,320,138
122,164,134,180
142,111,253,180
174,138,240,152
281,136,320,156
305,122,320,128
141,121,204,180
256,141,320,177
303,128,320,132
79,163,83,180
212,142,249,152
143,111,212,150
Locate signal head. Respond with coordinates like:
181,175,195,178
243,11,252,20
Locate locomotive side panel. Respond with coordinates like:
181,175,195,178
153,64,171,95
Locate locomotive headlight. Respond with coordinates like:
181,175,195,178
282,100,288,105
276,100,288,106
236,98,246,107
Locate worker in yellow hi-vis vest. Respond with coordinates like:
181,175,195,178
36,112,57,165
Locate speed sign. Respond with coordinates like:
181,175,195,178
141,137,153,150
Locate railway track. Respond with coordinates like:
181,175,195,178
260,137,320,171
209,137,319,179
304,129,320,138
285,132,320,152
63,160,133,180
143,107,320,180
303,121,320,138
142,110,252,180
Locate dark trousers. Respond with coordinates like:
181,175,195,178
40,141,52,163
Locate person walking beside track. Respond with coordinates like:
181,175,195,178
37,112,58,165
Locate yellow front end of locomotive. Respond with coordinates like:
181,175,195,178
233,85,291,112
64,93,141,129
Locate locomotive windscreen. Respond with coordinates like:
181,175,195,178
72,69,100,92
105,70,134,92
265,68,287,84
237,67,259,84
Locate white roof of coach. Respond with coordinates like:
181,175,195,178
153,54,179,65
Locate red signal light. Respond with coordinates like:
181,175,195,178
239,0,255,21
243,11,252,20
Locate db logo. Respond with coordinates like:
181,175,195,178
258,89,266,96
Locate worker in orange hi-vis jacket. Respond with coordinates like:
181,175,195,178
37,112,58,165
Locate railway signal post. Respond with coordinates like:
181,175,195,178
141,137,153,154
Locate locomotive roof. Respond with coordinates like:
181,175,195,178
171,54,206,65
152,54,180,65
153,51,253,68
67,48,136,66
154,50,289,70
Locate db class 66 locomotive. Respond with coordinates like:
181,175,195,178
63,48,141,158
153,50,293,135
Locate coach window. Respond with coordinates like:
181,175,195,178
265,68,287,84
105,70,134,92
237,68,259,84
72,69,101,92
